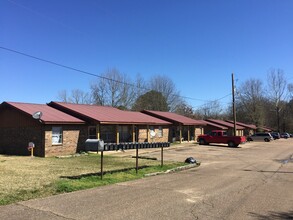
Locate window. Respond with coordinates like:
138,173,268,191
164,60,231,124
211,132,217,136
149,126,156,138
157,126,163,137
88,126,97,139
52,127,62,145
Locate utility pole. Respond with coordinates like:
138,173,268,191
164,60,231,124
232,73,237,136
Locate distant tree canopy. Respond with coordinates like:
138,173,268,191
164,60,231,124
90,68,135,109
173,102,194,118
57,89,91,104
149,75,183,111
56,67,293,132
132,90,169,111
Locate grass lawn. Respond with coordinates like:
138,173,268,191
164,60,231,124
0,153,184,205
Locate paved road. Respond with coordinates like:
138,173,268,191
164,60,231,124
1,140,292,219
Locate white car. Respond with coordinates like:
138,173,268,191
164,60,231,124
247,133,274,142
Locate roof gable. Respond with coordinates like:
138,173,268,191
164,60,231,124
48,102,171,125
206,119,245,129
141,110,206,126
225,120,257,129
199,120,228,129
1,102,84,124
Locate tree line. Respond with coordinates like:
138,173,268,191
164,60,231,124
57,68,184,112
57,68,293,132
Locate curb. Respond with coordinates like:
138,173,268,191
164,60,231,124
144,162,201,177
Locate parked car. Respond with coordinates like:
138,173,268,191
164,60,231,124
247,132,274,142
197,130,246,147
280,133,290,139
271,132,281,140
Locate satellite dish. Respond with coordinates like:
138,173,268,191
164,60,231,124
32,111,43,120
150,130,156,138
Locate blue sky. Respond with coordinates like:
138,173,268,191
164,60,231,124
1,0,292,110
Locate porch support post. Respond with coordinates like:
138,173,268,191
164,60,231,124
194,125,196,141
96,124,100,139
179,125,182,143
116,125,119,144
147,125,150,142
132,124,135,142
187,125,190,142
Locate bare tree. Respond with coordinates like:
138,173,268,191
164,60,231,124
91,68,135,109
57,89,91,104
195,100,223,119
57,90,69,103
174,101,194,118
267,68,287,131
70,89,91,104
236,78,265,128
91,77,108,106
149,75,183,111
134,73,148,100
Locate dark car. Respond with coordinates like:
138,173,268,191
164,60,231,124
271,132,280,140
280,133,290,139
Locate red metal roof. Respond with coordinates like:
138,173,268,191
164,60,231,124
141,110,206,126
199,120,228,129
258,126,273,132
48,102,171,125
1,102,84,124
225,120,257,129
205,119,245,129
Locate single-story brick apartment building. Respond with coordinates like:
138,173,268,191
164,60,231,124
141,110,206,143
48,101,171,144
204,119,245,136
225,120,257,136
0,101,171,157
0,101,86,157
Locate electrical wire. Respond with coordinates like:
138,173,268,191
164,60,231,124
0,46,231,105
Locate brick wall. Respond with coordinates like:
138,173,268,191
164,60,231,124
0,126,44,156
0,105,88,157
137,125,169,143
195,127,204,139
44,125,88,157
0,106,44,156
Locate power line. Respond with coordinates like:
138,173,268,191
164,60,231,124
0,46,137,88
0,46,231,105
4,1,232,108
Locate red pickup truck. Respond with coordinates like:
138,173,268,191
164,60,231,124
197,130,246,147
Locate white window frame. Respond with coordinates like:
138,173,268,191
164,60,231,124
52,126,63,145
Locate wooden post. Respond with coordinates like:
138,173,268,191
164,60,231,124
96,124,100,139
232,73,237,136
147,125,150,142
116,125,119,144
136,144,138,174
179,125,182,143
132,124,135,142
194,126,196,141
187,125,190,142
161,144,163,167
100,150,104,180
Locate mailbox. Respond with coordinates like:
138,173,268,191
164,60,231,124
85,139,104,151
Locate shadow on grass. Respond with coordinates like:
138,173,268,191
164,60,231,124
60,165,150,179
199,144,242,148
249,210,293,219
